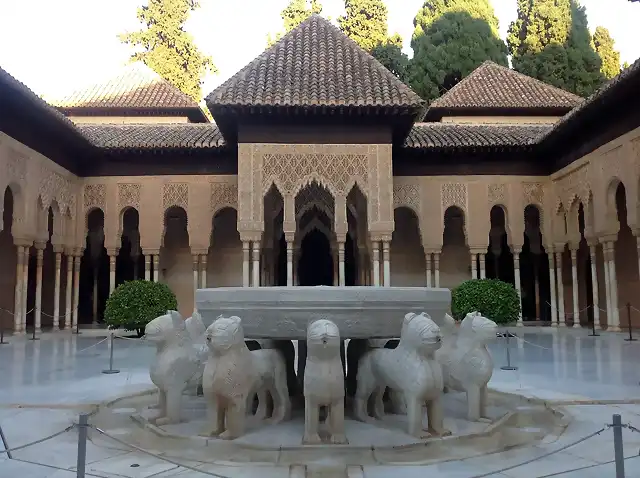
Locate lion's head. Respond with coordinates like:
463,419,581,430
306,319,340,357
400,313,442,356
460,312,497,344
206,315,245,354
145,310,185,344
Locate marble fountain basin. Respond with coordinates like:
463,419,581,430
195,286,451,340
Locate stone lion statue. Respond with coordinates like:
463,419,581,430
303,319,348,444
435,311,497,422
146,310,203,426
355,312,450,438
200,316,290,440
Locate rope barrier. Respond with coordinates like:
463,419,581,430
75,337,109,354
0,425,74,454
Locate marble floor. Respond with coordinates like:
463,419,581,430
1,326,640,477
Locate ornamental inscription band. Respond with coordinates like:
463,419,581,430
195,286,451,340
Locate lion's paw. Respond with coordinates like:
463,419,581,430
330,433,348,445
302,433,322,445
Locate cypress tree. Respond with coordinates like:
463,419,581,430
371,34,410,82
409,0,508,102
338,0,390,52
593,26,621,79
267,0,323,47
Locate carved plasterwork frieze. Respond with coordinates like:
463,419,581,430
6,148,27,185
39,167,73,213
210,181,238,214
295,182,336,221
554,164,590,210
441,183,467,213
393,183,421,214
83,184,106,211
522,182,545,206
163,183,188,210
487,184,506,205
118,183,141,211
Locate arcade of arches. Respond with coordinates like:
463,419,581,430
2,132,640,334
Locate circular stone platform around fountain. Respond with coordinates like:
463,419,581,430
90,388,570,466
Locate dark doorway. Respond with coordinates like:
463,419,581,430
298,230,333,286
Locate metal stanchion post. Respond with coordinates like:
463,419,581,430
76,414,89,478
29,321,39,341
0,311,7,345
73,317,81,335
612,414,626,478
500,329,518,371
625,303,636,342
0,423,12,459
102,332,120,374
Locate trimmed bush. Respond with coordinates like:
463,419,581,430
451,279,521,325
104,280,178,336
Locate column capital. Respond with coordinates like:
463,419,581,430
52,244,65,254
34,241,47,251
239,232,262,242
370,234,392,243
191,248,208,256
600,234,618,244
142,248,160,256
106,247,119,256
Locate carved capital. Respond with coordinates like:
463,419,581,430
106,248,119,257
13,237,33,248
34,241,47,251
142,249,160,256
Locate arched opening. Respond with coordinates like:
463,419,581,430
79,209,108,325
208,207,242,287
160,206,191,317
391,207,425,286
347,185,368,285
263,184,284,287
40,205,57,329
613,183,639,325
117,208,142,284
576,204,593,327
298,229,333,286
0,187,17,331
521,205,550,322
441,206,470,288
486,205,514,283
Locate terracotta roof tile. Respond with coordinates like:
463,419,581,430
77,124,226,151
206,15,425,113
405,123,551,151
429,61,583,112
53,62,202,112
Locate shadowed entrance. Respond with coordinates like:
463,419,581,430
298,230,333,286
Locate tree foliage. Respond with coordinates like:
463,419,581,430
593,26,621,79
451,279,521,325
104,280,178,336
119,0,215,102
371,34,410,82
267,0,323,47
507,0,604,97
409,1,508,102
338,0,390,51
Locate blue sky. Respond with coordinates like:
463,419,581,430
0,0,638,99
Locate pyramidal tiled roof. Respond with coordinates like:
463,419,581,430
206,15,425,114
428,61,583,113
52,62,206,119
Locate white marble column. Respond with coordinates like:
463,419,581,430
589,243,600,330
513,249,523,326
144,254,151,281
241,241,250,287
479,253,486,279
338,242,346,286
64,251,73,330
382,241,391,287
548,252,558,326
471,253,478,279
252,241,260,287
200,254,207,288
108,251,117,295
603,248,612,327
286,240,293,287
192,254,199,294
34,244,45,333
606,242,620,331
570,248,580,328
434,253,441,287
72,252,81,330
372,242,381,287
21,246,29,332
13,245,23,333
425,252,432,287
555,251,566,327
153,254,159,282
53,248,62,330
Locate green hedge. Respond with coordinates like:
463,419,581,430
104,280,177,336
451,279,521,325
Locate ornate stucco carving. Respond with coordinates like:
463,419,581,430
554,164,590,210
441,183,467,213
295,182,335,221
118,183,141,211
487,184,506,205
83,184,106,211
522,182,545,206
5,148,27,185
393,183,421,214
38,166,73,213
163,182,188,210
210,181,238,215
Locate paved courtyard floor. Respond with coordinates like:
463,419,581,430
1,326,640,477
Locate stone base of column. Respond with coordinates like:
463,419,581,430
608,325,622,332
572,322,581,329
516,321,523,327
558,321,566,327
551,322,558,327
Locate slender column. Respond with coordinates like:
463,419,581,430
13,246,23,333
338,242,346,286
607,242,620,331
92,264,99,324
382,241,391,287
479,253,486,279
533,255,540,319
72,252,81,330
434,253,441,287
64,251,73,330
286,239,293,286
555,251,566,327
589,243,600,330
513,248,523,326
152,255,159,282
53,248,63,330
252,241,261,287
200,254,207,288
603,247,612,327
372,241,381,287
241,241,250,287
108,251,117,295
570,248,580,328
34,244,45,333
144,254,151,281
21,247,29,332
192,254,200,295
471,253,478,279
548,252,558,326
425,251,432,287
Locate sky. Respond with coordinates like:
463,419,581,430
0,0,639,100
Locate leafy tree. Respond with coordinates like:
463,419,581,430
119,0,215,102
507,0,604,97
451,279,521,325
338,0,390,51
409,1,508,102
593,26,621,79
371,34,410,82
622,61,631,70
267,0,323,47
